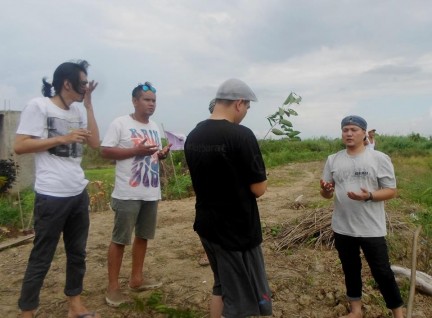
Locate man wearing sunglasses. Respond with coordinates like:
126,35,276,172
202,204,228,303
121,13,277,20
14,60,100,318
185,78,272,317
101,82,171,307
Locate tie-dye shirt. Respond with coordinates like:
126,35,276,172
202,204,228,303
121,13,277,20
101,115,162,200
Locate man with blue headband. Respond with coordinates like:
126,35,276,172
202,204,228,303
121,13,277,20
320,115,403,318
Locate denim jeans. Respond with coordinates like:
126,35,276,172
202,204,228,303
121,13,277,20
334,233,403,309
18,190,90,311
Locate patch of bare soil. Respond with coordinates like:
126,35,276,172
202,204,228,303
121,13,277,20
1,162,431,317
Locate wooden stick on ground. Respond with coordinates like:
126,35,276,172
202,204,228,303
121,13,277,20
0,234,34,252
407,226,422,318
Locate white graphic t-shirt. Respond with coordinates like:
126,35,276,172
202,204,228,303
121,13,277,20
101,115,162,200
16,97,88,196
322,149,396,237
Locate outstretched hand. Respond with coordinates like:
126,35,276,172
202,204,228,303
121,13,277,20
347,187,369,201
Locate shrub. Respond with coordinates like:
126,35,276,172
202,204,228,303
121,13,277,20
0,158,18,193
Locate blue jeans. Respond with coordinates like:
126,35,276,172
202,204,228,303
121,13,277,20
18,190,90,311
334,233,403,309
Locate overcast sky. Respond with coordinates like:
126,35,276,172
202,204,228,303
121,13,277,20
1,0,432,139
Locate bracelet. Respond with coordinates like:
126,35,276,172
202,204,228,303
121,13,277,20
364,192,373,202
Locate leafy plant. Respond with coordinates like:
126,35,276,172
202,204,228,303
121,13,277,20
0,158,18,193
270,225,282,237
264,92,302,140
119,291,201,317
87,180,113,212
411,210,432,272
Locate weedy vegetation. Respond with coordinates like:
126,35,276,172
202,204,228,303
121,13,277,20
1,132,432,314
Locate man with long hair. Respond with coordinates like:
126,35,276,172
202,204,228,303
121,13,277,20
15,60,100,318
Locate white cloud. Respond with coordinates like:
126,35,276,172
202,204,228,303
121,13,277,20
1,0,432,139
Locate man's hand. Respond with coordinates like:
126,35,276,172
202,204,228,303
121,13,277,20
63,128,92,144
135,138,159,156
347,187,370,201
320,179,335,199
83,80,98,109
158,143,172,160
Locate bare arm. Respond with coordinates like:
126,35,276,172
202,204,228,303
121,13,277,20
83,80,100,149
371,188,397,201
14,131,91,155
101,142,159,161
347,187,397,201
250,180,267,198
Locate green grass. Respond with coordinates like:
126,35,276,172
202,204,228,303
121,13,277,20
2,134,432,315
2,134,432,231
259,137,344,168
84,167,115,183
393,156,432,206
0,189,34,230
116,291,203,317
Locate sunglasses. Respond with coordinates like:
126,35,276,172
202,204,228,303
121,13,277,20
142,84,156,93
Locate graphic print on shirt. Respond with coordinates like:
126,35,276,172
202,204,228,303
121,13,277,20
129,128,160,188
47,116,83,158
335,161,370,193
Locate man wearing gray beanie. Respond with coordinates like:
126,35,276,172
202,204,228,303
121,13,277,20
320,115,403,318
185,78,272,317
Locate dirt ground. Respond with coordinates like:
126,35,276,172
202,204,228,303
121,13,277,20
1,161,431,318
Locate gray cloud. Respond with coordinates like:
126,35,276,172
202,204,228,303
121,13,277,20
1,0,432,139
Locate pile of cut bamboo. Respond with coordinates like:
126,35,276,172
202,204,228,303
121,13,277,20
275,208,334,251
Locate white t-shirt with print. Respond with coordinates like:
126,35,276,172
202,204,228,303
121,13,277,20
322,148,396,237
101,115,162,200
16,97,88,196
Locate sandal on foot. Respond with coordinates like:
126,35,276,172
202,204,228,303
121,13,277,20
128,278,162,292
105,290,130,308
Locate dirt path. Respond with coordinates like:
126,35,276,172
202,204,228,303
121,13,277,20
1,162,431,317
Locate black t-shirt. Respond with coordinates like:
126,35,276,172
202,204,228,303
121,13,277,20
184,119,267,251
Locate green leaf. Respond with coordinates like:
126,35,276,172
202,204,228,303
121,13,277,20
278,107,284,116
288,109,298,116
271,128,285,136
283,92,302,105
263,91,302,140
280,119,292,127
288,130,301,137
284,93,295,105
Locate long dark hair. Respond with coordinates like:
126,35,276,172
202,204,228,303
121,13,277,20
41,60,89,97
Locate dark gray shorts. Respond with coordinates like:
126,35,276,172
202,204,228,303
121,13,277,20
110,198,158,245
200,236,272,317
